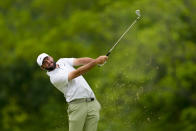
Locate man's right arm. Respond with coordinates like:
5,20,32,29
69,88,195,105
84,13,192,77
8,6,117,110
68,56,108,81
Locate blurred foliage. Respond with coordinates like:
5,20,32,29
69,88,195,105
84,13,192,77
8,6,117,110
0,0,196,131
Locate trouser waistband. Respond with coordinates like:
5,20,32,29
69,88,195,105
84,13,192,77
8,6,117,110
68,98,95,104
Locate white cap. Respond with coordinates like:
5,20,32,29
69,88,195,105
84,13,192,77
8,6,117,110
37,53,49,66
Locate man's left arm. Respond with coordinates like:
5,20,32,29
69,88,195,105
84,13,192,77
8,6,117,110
73,57,95,66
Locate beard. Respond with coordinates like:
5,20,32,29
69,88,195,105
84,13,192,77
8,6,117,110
45,62,56,71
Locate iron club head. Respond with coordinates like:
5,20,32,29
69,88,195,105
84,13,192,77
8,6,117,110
135,9,141,19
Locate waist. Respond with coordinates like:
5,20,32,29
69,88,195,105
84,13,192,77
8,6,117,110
68,98,95,104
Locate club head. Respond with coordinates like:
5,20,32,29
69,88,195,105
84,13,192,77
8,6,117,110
135,9,141,19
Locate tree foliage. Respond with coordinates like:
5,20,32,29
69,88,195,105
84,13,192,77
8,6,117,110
0,0,195,131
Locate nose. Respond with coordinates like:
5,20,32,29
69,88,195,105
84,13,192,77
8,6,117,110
44,59,52,65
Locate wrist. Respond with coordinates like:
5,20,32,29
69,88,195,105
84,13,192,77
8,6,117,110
93,59,98,65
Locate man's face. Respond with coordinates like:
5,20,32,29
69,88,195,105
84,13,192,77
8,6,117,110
41,56,56,71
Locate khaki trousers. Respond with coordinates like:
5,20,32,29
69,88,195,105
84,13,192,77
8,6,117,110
67,99,101,131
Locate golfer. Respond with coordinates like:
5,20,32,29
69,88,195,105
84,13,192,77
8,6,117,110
37,53,108,131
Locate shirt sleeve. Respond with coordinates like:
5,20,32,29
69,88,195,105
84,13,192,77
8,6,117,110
61,58,75,66
50,70,69,88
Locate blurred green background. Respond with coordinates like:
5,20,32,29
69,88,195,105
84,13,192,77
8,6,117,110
0,0,196,131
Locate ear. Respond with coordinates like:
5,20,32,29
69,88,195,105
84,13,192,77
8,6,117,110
40,66,45,70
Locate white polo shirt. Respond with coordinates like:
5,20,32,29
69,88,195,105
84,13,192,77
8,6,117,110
47,58,95,102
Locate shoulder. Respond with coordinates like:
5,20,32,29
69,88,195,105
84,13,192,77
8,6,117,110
58,58,75,66
46,69,58,80
56,58,64,63
47,69,68,85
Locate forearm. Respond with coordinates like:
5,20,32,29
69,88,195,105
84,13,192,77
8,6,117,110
68,60,97,80
80,57,94,65
74,57,95,66
77,60,97,74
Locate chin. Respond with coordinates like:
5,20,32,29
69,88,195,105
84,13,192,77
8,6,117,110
46,63,56,71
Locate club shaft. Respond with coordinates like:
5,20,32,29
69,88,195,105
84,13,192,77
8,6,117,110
106,18,139,56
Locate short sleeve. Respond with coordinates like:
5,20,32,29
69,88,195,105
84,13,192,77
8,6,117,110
50,70,69,88
60,58,75,66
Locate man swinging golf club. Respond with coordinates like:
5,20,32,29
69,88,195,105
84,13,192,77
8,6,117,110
37,9,141,131
37,53,108,131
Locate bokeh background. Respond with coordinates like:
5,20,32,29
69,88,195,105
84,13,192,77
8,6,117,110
0,0,196,131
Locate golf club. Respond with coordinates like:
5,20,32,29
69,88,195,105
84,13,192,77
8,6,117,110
99,9,141,66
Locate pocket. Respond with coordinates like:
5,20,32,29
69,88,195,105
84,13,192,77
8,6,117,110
67,103,81,114
67,104,71,114
67,103,75,114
